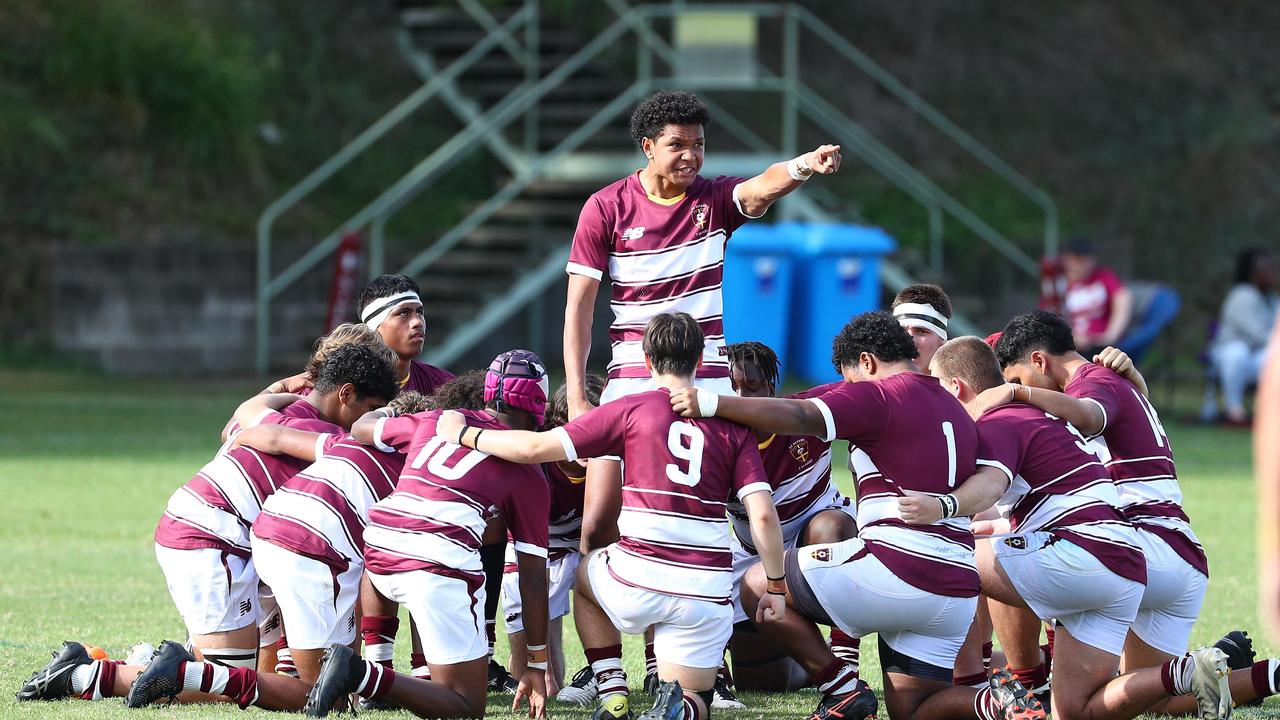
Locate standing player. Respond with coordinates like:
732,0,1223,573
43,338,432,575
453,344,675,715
301,350,553,719
990,310,1280,714
891,283,953,373
926,336,1242,720
670,312,1034,720
436,313,788,720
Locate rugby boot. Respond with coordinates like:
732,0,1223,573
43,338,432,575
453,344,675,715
988,667,1046,720
637,680,684,720
809,678,878,720
488,657,519,693
593,691,633,720
558,665,599,705
1188,646,1232,720
643,668,660,695
304,643,363,717
16,641,92,701
123,640,195,708
1214,631,1259,707
711,673,746,709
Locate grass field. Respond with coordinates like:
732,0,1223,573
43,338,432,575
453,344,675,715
0,367,1276,718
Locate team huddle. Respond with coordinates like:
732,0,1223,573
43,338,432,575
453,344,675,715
15,90,1280,720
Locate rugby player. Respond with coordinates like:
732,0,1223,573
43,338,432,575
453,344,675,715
302,350,553,719
436,313,788,720
891,283,953,373
927,336,1239,720
669,312,1031,720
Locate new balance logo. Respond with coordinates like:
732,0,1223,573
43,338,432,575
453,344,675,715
621,226,646,241
239,600,253,616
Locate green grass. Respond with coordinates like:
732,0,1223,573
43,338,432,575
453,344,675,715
0,368,1275,718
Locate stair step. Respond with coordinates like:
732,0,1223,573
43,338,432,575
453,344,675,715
487,198,585,221
431,249,531,271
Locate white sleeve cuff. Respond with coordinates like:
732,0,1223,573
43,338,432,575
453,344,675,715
736,481,772,501
1081,397,1109,436
249,408,278,428
732,183,768,219
976,458,1013,486
373,416,395,453
551,426,578,463
566,262,604,281
314,433,332,459
513,541,548,558
808,398,837,443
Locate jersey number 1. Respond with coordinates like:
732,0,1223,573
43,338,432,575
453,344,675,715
666,422,706,487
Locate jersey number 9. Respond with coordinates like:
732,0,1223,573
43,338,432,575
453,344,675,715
665,422,706,487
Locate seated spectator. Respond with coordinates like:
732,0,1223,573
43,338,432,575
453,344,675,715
1211,248,1278,424
1061,238,1132,355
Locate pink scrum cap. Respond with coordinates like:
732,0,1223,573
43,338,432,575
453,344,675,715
483,349,550,425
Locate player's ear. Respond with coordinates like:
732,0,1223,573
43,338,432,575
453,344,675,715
1031,350,1048,376
338,382,356,406
641,136,654,160
860,351,876,377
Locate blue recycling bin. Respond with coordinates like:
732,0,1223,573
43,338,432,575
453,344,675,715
788,224,897,384
722,224,797,374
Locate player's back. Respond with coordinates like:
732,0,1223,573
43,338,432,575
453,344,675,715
810,373,979,597
254,435,404,568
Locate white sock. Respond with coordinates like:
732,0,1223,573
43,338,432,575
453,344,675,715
70,663,97,695
818,663,859,696
181,661,230,694
364,642,394,663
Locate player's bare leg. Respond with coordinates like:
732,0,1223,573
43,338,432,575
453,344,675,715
573,552,630,716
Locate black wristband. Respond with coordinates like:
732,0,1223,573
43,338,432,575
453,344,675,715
767,575,785,582
473,428,485,452
937,494,959,519
767,590,787,596
457,425,468,447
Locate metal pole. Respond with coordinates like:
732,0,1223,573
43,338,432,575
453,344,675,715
781,8,799,221
524,0,539,154
255,229,272,373
370,215,386,279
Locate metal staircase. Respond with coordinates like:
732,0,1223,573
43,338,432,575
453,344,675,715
255,0,1058,372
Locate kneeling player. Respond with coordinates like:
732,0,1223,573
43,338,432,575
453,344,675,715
720,341,859,695
437,313,788,720
302,349,553,719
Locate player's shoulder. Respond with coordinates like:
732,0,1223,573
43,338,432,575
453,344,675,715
411,360,454,385
787,380,845,401
1068,362,1127,394
587,175,637,205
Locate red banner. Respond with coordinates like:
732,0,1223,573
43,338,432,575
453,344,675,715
326,232,364,332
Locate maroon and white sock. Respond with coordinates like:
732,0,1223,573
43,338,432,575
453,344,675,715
681,692,708,720
70,660,124,700
410,652,431,680
1160,653,1195,696
354,659,397,701
1251,659,1280,698
179,661,259,708
644,640,658,678
982,641,993,672
1010,664,1048,695
274,637,298,678
973,687,1001,720
1043,625,1055,663
716,657,734,687
362,615,399,669
953,671,988,688
813,658,859,697
486,620,497,658
586,644,628,697
829,629,861,677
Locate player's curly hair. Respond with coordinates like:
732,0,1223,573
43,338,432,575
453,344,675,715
891,284,953,319
424,370,487,412
544,374,606,430
630,90,712,147
387,390,431,416
357,274,422,314
724,341,781,395
313,343,399,401
303,323,396,381
994,310,1076,368
830,311,918,372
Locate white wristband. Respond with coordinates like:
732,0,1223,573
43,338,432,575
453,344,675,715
787,155,814,181
527,661,548,670
696,389,719,417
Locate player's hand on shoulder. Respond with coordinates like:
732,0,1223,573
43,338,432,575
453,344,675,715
1094,346,1133,375
898,490,943,525
435,410,466,443
669,387,701,417
756,592,787,624
513,668,548,718
807,144,842,174
276,371,313,394
974,383,1017,414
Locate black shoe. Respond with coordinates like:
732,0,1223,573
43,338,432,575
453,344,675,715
638,680,684,720
1214,631,1259,706
810,679,878,720
643,669,659,695
711,673,745,709
988,668,1046,720
304,643,364,717
16,641,92,701
124,640,195,708
488,658,519,693
358,695,400,711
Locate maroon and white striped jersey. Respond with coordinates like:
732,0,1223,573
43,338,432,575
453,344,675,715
403,360,454,395
155,402,339,557
252,434,404,572
810,373,980,598
553,389,770,603
362,410,549,577
1064,363,1208,577
567,173,755,380
977,403,1146,584
506,461,586,571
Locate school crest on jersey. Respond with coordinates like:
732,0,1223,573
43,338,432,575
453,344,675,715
789,438,811,465
811,547,831,562
690,203,709,230
1003,536,1027,550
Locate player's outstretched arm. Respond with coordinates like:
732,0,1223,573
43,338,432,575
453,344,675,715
435,410,567,465
258,371,312,396
1095,346,1149,397
350,408,393,446
734,144,841,217
230,425,325,462
670,388,827,437
898,466,1009,525
563,274,600,420
742,490,787,623
231,392,300,429
972,383,1105,436
513,551,550,718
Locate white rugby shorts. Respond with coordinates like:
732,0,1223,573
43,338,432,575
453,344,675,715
502,551,580,634
251,535,361,650
367,568,487,665
155,544,260,636
1130,528,1208,656
585,548,732,669
991,533,1144,656
790,538,976,671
